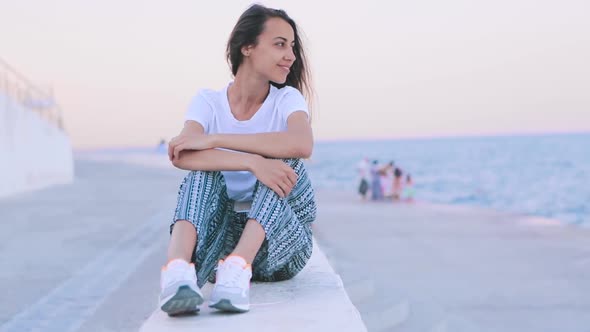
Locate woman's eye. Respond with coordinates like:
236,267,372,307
277,42,284,47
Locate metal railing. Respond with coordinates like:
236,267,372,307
0,56,65,131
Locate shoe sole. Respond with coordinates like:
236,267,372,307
209,299,249,313
160,285,204,316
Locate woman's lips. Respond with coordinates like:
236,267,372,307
278,65,290,73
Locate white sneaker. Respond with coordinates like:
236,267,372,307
159,259,204,316
209,256,252,313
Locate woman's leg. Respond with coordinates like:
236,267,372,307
246,158,317,281
169,170,233,287
230,219,265,263
160,170,231,315
167,220,196,262
208,158,316,313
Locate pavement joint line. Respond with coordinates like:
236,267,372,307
0,210,168,332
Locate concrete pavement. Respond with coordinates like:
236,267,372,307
2,154,589,331
312,190,590,332
0,159,182,332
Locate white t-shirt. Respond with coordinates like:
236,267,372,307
357,159,370,182
185,81,309,202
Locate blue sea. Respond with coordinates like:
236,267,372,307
306,133,590,226
92,133,589,226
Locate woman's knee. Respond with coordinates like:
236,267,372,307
188,169,224,184
178,170,227,197
173,170,229,228
171,219,197,234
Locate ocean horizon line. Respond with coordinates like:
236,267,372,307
73,130,590,152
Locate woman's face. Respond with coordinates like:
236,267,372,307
245,17,296,84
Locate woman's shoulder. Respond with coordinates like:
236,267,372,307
271,85,307,110
187,86,228,114
193,86,225,102
273,85,303,99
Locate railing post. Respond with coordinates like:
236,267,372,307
0,57,64,132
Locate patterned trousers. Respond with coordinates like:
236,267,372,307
171,158,317,288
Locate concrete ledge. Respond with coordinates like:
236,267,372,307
140,239,367,332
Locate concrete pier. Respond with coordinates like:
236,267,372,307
1,154,589,332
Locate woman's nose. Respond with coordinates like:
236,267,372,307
285,47,296,62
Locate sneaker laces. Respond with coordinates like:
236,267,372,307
217,261,250,288
162,262,195,288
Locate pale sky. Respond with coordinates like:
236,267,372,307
1,0,589,148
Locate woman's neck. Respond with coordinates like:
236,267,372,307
229,69,270,108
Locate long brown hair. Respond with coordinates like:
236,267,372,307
226,4,314,114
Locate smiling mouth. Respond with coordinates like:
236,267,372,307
278,65,290,73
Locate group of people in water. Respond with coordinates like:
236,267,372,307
356,157,415,202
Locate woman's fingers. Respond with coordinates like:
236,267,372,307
277,180,292,197
277,166,296,196
167,137,177,160
286,170,297,187
276,163,297,187
173,142,185,160
272,184,286,198
168,144,174,160
253,159,299,198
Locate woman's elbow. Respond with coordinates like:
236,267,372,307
287,130,313,158
294,142,313,159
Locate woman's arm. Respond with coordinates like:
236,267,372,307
170,121,258,171
211,112,313,159
172,148,258,171
174,148,297,198
169,120,300,197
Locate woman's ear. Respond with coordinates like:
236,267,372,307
241,45,252,57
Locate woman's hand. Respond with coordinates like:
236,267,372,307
168,133,215,161
250,157,298,198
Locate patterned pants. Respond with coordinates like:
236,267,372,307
171,158,317,288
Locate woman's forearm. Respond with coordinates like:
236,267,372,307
212,131,313,159
172,148,261,172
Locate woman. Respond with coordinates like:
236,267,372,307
392,167,404,201
403,174,415,202
370,160,383,201
356,157,370,200
380,161,394,199
160,4,316,315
